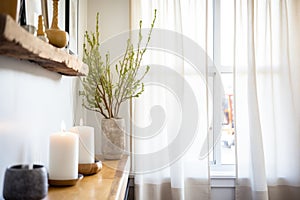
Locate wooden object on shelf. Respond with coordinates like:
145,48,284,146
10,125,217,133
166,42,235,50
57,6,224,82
48,174,84,187
47,155,130,200
37,15,49,43
46,0,69,48
0,13,88,76
78,160,102,176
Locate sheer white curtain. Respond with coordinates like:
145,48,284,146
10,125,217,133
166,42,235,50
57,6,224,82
235,0,300,199
131,0,212,199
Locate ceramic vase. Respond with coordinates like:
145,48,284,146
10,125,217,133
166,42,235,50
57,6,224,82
101,118,126,160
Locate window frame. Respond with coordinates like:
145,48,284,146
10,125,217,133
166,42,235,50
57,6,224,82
209,0,236,177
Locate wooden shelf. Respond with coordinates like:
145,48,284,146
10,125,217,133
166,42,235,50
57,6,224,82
0,14,88,76
47,156,130,200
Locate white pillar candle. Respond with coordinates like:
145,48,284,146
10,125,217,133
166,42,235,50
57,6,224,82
70,119,95,164
49,130,79,180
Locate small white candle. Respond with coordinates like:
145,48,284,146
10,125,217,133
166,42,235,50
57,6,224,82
70,119,95,164
49,122,79,180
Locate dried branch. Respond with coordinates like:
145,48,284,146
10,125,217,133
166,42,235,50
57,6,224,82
80,10,157,119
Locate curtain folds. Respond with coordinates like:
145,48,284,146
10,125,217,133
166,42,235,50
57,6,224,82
131,0,211,199
235,0,300,199
130,0,300,199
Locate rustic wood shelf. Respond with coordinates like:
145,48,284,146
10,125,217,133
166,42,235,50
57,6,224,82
0,14,88,76
47,156,130,200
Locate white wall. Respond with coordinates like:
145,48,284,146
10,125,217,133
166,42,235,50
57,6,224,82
87,0,130,42
0,1,88,198
0,57,75,198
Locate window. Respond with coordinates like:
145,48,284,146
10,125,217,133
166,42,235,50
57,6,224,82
210,0,236,175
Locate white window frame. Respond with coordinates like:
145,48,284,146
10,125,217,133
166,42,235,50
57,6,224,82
210,0,236,178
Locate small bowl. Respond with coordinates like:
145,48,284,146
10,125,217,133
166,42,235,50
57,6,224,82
78,160,102,175
3,164,48,200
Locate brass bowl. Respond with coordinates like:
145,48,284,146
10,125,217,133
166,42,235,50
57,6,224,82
78,160,102,176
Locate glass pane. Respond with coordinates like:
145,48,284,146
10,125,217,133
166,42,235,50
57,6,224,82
220,73,235,164
220,0,234,67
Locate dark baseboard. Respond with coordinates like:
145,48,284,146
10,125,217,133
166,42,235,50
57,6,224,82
124,178,134,200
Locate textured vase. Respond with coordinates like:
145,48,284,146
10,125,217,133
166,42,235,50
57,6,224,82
3,164,48,200
101,118,126,160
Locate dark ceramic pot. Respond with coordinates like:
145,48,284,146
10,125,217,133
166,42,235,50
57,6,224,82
3,164,48,200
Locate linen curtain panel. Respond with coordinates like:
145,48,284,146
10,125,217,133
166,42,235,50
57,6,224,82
130,0,300,199
131,0,212,199
234,0,300,199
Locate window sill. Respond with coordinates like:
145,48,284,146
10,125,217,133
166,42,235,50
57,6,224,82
211,170,235,178
210,164,236,187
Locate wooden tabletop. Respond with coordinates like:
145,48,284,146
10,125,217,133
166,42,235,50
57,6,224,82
46,155,130,200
